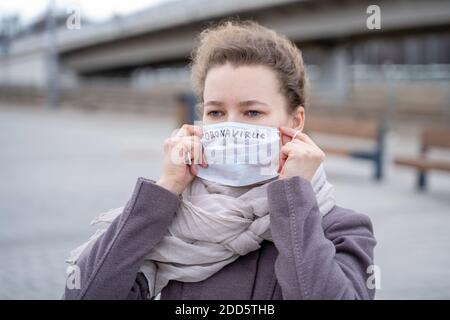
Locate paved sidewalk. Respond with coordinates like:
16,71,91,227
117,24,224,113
1,105,449,299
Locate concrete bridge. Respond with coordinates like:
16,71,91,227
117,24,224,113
2,0,450,86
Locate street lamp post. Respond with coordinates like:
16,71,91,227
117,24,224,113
45,0,60,109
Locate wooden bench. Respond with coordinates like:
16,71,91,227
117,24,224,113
305,117,386,180
394,127,450,190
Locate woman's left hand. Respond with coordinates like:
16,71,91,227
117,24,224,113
277,126,325,182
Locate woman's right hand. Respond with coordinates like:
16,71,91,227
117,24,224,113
157,124,207,195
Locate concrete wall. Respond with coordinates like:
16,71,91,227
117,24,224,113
0,50,48,87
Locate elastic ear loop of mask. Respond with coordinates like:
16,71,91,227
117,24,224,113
292,130,301,141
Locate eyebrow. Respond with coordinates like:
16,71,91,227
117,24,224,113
204,100,268,107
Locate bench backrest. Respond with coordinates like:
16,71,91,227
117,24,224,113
423,127,450,151
305,117,380,140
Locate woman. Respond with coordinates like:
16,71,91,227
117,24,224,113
63,20,376,300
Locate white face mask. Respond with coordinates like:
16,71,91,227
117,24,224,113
196,122,280,187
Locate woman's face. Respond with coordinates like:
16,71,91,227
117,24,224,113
202,62,304,129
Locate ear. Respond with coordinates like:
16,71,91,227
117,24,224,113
291,106,305,131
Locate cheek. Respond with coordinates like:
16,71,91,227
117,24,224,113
266,109,292,127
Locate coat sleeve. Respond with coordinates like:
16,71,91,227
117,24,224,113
63,177,180,300
267,176,377,300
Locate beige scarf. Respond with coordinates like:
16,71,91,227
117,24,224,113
66,164,335,299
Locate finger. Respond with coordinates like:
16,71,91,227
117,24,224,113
175,124,203,138
202,149,208,167
278,141,296,172
278,140,314,169
290,138,311,148
294,132,318,147
280,132,292,146
185,142,198,176
179,137,196,164
279,126,301,145
178,142,197,176
190,162,198,176
279,126,298,138
279,127,319,149
180,136,208,175
180,136,207,167
192,139,206,167
280,141,298,157
189,136,208,167
167,137,188,165
278,153,286,173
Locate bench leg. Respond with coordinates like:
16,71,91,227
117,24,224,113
417,170,427,191
372,152,384,181
374,125,385,181
374,157,383,181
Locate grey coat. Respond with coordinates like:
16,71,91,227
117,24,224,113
63,176,377,300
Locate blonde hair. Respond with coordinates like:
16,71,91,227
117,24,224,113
189,19,307,113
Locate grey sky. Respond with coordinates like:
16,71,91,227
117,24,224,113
0,0,171,24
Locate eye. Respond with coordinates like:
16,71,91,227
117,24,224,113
207,110,224,118
245,110,262,118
